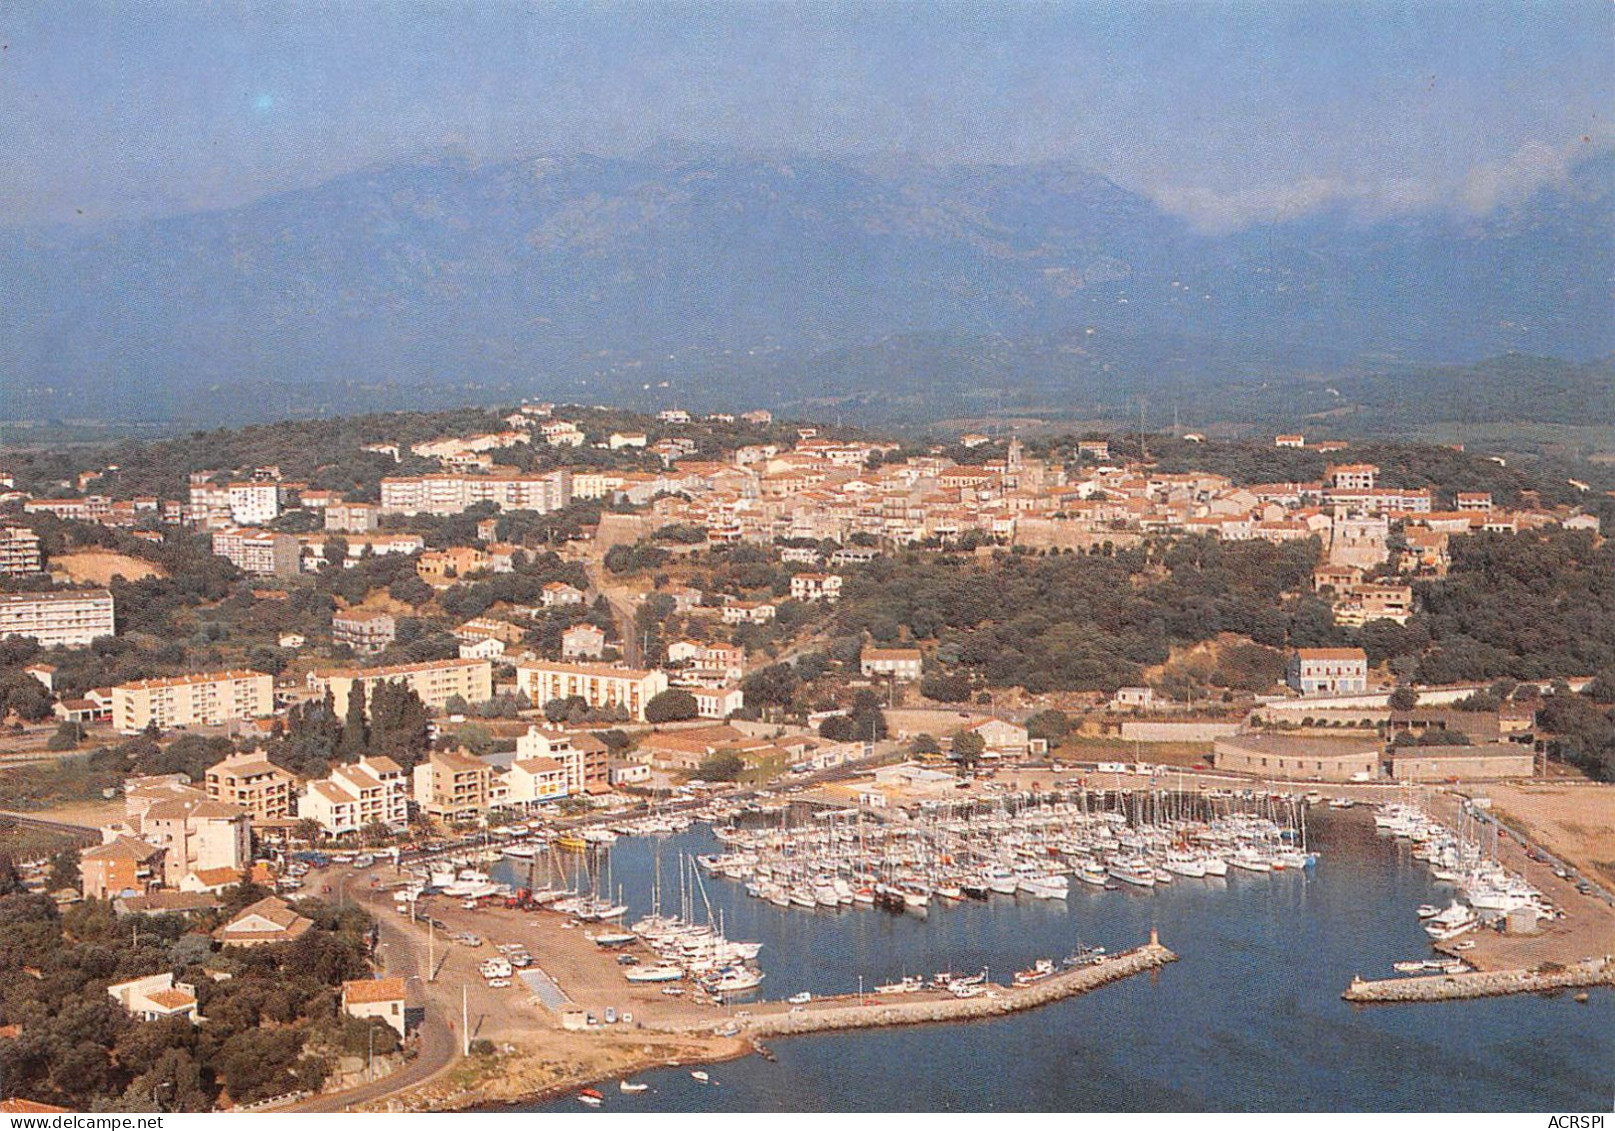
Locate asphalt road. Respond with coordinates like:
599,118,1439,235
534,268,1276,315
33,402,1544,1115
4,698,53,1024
285,872,462,1112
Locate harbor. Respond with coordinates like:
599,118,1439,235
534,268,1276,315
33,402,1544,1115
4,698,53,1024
310,791,1615,1113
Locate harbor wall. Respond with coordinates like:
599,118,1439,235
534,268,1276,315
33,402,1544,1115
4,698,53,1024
1342,958,1614,1003
648,941,1178,1039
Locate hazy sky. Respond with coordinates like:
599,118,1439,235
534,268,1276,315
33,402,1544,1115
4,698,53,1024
1,1,1609,229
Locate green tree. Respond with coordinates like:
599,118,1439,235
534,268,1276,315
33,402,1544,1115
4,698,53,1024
645,689,699,724
951,730,986,768
337,681,368,759
1025,710,1070,743
48,849,80,891
696,751,744,781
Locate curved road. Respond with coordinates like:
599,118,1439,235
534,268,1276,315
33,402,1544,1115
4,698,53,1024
286,872,461,1112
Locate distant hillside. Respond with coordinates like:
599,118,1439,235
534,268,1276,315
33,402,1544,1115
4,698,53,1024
1,145,1610,425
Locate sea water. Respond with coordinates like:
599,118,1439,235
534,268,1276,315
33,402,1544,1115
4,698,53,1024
498,811,1612,1111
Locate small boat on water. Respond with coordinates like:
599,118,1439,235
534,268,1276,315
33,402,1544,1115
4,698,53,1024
578,1088,604,1107
619,1081,648,1094
556,834,588,852
1416,904,1440,919
690,1070,713,1084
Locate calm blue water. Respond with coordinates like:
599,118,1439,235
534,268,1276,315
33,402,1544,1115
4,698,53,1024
495,813,1613,1112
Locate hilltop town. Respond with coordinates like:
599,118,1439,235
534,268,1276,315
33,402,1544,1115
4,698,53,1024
0,402,1612,1111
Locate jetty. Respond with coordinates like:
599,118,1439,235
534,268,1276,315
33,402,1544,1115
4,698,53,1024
649,934,1177,1039
1342,956,1614,1004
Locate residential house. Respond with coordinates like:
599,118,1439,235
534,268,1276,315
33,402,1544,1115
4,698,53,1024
213,895,314,947
107,973,199,1023
1287,648,1370,694
561,623,607,660
341,977,409,1037
79,836,166,900
790,573,842,603
860,647,923,681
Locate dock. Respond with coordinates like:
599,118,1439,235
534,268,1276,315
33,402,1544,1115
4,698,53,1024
1342,956,1614,1004
648,935,1178,1039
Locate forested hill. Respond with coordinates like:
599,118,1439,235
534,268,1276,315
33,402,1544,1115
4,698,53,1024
2,145,1609,425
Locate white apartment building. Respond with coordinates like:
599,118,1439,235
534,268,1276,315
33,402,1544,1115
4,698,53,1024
112,669,274,733
0,589,115,647
138,793,253,886
0,527,43,575
227,482,281,525
515,660,669,721
310,657,493,715
379,470,571,516
504,755,569,807
300,756,409,835
211,528,300,577
514,726,610,794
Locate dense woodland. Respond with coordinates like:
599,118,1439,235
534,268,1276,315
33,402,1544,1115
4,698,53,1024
0,870,392,1111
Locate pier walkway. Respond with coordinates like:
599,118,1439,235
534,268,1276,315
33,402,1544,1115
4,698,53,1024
648,936,1178,1039
1342,956,1614,1003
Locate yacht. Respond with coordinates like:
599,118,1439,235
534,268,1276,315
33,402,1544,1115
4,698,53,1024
624,965,686,983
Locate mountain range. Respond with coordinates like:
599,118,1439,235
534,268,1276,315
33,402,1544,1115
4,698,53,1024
2,143,1610,426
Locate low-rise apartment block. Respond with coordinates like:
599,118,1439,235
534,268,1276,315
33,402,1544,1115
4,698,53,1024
205,750,298,820
515,660,669,721
790,572,842,603
860,647,923,681
412,747,494,821
310,657,493,715
0,526,43,575
111,669,274,733
300,755,408,835
379,469,571,517
211,527,300,577
0,588,115,647
331,609,397,654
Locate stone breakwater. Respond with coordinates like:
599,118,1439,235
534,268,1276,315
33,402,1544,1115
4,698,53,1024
650,940,1179,1039
1342,958,1615,1003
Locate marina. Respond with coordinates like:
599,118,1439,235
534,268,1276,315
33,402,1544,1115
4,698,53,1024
458,805,1607,1113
